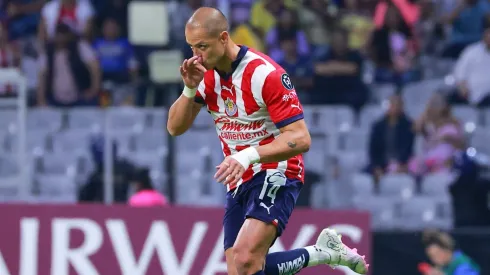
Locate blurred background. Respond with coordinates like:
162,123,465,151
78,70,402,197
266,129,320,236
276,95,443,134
0,0,489,274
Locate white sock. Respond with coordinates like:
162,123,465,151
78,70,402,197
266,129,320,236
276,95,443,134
304,245,331,267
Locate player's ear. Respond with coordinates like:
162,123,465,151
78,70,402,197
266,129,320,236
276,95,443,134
219,31,229,45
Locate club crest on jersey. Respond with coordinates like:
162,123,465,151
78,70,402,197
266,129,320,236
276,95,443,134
281,73,294,90
224,98,238,116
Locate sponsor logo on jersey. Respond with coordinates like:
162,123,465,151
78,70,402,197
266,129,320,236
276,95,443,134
215,118,269,140
282,91,298,102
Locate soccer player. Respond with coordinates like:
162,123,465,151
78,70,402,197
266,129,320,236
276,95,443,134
167,7,369,275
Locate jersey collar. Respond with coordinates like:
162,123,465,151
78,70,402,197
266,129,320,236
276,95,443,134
216,45,248,80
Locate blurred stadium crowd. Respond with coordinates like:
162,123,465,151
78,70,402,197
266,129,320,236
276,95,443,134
0,0,489,231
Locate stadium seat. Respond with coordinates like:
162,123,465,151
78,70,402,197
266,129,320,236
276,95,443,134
470,127,490,154
369,83,396,102
352,195,397,229
125,150,167,172
0,155,19,176
35,153,77,176
107,107,146,130
2,129,49,154
67,108,104,130
359,104,384,129
145,108,168,129
342,128,369,152
175,172,206,205
175,129,221,153
350,173,375,195
50,130,92,154
302,106,336,134
304,135,329,175
397,196,437,230
452,106,478,127
379,173,416,198
402,79,444,106
28,108,62,132
192,109,215,129
131,130,168,152
35,174,77,196
335,106,355,128
421,172,455,196
337,151,368,173
0,109,16,128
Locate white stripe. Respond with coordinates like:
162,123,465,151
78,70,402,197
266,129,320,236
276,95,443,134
232,61,246,117
277,160,287,173
250,64,274,106
247,51,275,108
214,71,225,114
252,163,262,176
197,80,206,100
297,158,303,178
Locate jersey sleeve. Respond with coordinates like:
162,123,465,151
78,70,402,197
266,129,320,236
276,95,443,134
194,80,206,105
262,70,304,129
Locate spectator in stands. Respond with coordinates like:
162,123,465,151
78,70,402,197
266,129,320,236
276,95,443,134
0,23,21,97
340,0,374,52
266,9,310,62
93,18,138,105
250,0,297,37
78,135,136,203
277,34,314,102
448,19,490,107
5,0,46,41
313,27,369,112
38,0,95,43
129,168,168,207
168,0,201,52
422,229,480,275
413,93,465,175
374,0,420,31
230,4,265,52
37,23,101,107
370,3,418,86
297,0,335,56
440,0,489,59
92,0,129,38
367,94,414,181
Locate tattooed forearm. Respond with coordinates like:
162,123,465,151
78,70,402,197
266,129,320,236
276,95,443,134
287,141,297,148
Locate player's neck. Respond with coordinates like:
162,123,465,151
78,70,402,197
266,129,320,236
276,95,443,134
215,44,241,73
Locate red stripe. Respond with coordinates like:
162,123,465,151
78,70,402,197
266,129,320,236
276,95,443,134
241,59,263,115
248,48,281,69
220,78,238,117
218,135,231,157
204,71,219,112
258,135,278,169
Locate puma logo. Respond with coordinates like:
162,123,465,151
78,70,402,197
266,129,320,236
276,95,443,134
260,202,273,215
291,104,301,110
221,86,234,95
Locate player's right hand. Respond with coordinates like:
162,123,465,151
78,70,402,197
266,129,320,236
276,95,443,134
180,55,207,89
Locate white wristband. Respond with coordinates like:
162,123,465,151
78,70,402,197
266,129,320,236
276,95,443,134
231,147,260,169
182,86,197,98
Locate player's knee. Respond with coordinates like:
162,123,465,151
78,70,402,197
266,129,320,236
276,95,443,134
232,246,259,274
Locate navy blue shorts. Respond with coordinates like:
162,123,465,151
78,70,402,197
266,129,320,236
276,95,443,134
223,170,303,251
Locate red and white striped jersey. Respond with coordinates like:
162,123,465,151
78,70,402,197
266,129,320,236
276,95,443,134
194,46,305,191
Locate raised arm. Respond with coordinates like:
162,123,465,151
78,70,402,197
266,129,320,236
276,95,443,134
167,56,207,136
